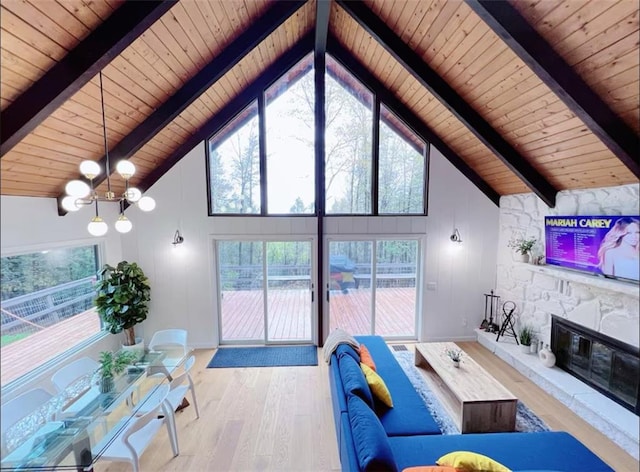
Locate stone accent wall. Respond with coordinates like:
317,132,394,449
496,184,639,348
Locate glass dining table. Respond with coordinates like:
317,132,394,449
1,347,189,471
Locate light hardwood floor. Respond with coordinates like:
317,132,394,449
95,342,639,472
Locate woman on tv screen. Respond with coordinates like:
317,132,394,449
597,217,640,281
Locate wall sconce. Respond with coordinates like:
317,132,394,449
450,228,462,243
172,230,184,246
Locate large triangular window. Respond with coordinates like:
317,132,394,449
207,53,428,216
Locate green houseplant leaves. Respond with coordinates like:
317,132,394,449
95,261,150,346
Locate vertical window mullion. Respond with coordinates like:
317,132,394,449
372,97,380,216
258,94,267,216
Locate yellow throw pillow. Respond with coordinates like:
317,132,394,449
360,363,393,407
403,467,457,472
437,451,511,472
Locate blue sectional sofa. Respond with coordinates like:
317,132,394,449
329,335,614,472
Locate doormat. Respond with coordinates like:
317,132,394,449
207,345,318,368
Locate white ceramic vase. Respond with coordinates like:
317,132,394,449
539,345,556,367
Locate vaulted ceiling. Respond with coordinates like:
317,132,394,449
1,0,638,208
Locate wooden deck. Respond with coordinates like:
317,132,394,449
221,287,416,342
1,288,416,385
1,309,100,386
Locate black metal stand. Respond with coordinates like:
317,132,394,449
496,300,519,344
481,290,500,333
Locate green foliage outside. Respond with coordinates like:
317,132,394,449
1,332,29,347
1,246,98,300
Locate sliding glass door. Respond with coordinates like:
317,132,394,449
327,238,418,338
217,240,314,344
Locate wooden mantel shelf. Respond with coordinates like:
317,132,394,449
517,263,639,299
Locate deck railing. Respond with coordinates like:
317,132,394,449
220,263,417,290
1,276,97,338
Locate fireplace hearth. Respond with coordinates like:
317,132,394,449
551,315,639,415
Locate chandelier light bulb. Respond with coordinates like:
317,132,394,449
114,214,133,233
65,180,91,198
116,160,136,179
125,187,142,203
79,160,101,179
87,216,108,236
137,195,156,212
61,196,81,212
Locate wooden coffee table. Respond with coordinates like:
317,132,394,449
414,342,518,433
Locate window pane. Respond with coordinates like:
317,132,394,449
379,105,426,214
208,102,261,214
218,241,264,342
265,55,315,214
375,240,417,337
1,245,101,387
325,55,373,214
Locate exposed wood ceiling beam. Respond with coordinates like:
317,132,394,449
466,0,640,179
133,34,315,199
0,0,177,157
57,0,307,214
315,0,331,57
327,36,500,206
336,0,557,207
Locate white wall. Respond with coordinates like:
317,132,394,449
496,184,640,347
0,140,500,400
0,196,124,399
122,143,499,347
423,147,500,341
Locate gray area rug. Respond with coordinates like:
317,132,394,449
393,350,550,434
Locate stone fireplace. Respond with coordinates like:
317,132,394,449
551,315,640,415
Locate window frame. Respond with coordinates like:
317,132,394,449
0,238,108,391
205,51,430,218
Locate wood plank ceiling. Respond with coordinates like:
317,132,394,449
0,0,638,205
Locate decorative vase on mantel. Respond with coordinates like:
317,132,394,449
452,360,460,368
517,253,530,263
539,344,556,368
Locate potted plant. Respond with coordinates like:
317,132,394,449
95,261,150,356
508,237,537,263
96,350,136,393
518,325,533,353
444,347,463,368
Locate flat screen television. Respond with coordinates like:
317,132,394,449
544,215,640,283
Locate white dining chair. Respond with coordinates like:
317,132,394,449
1,388,54,456
51,356,100,393
166,354,199,419
135,354,199,451
148,329,188,354
93,383,178,472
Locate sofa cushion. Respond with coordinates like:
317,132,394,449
336,343,361,364
359,344,377,371
387,432,614,472
355,336,441,436
402,468,456,472
339,353,374,408
361,363,393,407
348,394,398,472
437,451,511,472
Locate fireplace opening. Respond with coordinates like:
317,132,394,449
551,315,639,415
